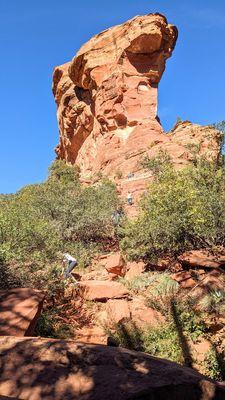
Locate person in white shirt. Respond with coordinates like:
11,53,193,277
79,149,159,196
127,192,133,205
63,253,77,281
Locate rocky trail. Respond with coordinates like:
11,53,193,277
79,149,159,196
1,250,225,399
1,11,225,400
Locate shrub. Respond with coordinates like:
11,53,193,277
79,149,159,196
203,347,225,381
198,290,225,315
108,321,144,351
114,170,123,179
119,273,157,292
35,310,74,339
0,160,119,290
141,149,172,177
147,273,179,316
109,321,183,364
120,156,225,261
143,323,183,364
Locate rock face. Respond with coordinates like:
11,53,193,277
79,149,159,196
53,14,177,176
178,249,225,269
125,261,146,279
79,280,129,301
105,252,125,276
0,288,45,336
0,336,225,400
53,14,222,208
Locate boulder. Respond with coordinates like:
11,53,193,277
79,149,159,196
106,299,131,324
78,281,129,301
129,297,164,328
0,336,225,399
75,326,108,345
105,252,125,276
171,271,196,289
125,261,145,279
0,288,45,336
191,270,224,299
178,249,225,269
81,270,117,281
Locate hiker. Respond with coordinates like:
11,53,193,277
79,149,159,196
112,207,124,225
127,192,133,205
127,172,134,179
63,253,78,281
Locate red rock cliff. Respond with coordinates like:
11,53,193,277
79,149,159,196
52,14,221,210
53,14,177,175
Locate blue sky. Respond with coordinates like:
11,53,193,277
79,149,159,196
1,0,225,193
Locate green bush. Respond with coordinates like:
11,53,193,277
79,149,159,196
109,321,183,364
120,156,225,261
119,273,157,292
203,347,225,381
143,323,183,364
0,160,119,290
35,310,74,339
198,290,225,315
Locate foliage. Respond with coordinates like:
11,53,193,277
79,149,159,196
197,290,225,315
211,120,225,157
120,156,225,261
143,323,183,363
108,321,144,352
35,310,74,339
203,347,225,381
0,160,119,290
141,149,172,177
110,272,207,366
147,274,179,316
109,321,183,364
174,302,207,342
119,272,157,292
114,170,123,179
150,273,179,298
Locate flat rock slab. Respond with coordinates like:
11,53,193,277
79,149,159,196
178,249,225,269
78,280,129,301
0,288,45,336
0,336,225,399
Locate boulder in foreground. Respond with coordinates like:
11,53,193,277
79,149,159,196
0,336,225,399
0,288,45,336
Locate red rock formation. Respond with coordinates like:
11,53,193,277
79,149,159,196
0,288,45,336
178,249,225,269
104,252,125,276
78,280,128,301
53,14,222,211
53,14,177,175
125,261,146,279
1,336,224,399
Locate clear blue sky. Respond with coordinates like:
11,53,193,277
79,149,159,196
1,0,225,193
